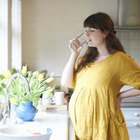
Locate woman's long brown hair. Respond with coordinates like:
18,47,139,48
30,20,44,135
74,12,126,76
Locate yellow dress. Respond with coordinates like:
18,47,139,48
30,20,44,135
69,51,140,140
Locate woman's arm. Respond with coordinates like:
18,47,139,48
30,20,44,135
61,37,83,87
116,88,140,110
61,53,78,87
120,88,140,99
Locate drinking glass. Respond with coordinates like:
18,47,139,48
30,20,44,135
77,32,88,46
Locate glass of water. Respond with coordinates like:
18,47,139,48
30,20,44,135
77,32,88,46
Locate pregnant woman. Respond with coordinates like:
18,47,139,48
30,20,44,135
61,12,140,140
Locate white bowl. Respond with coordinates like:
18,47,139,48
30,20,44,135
0,125,52,140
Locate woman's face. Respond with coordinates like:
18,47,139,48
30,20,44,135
85,27,106,48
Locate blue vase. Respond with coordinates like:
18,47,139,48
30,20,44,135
16,101,37,121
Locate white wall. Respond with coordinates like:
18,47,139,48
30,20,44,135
117,30,140,64
0,0,12,73
21,0,140,76
22,0,118,76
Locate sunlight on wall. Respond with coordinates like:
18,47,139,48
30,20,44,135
0,0,22,73
11,0,22,69
0,0,10,73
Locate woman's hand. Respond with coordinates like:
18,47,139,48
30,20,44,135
116,88,140,111
116,93,123,111
69,37,83,55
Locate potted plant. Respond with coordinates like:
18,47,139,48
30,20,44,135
0,66,55,121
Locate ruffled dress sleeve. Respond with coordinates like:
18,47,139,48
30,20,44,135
120,53,140,89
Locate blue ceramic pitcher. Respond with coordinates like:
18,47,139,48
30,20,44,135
16,101,36,121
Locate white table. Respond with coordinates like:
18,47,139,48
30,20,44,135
28,110,69,140
0,110,70,140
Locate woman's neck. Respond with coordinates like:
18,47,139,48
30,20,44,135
97,45,109,57
94,45,110,63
